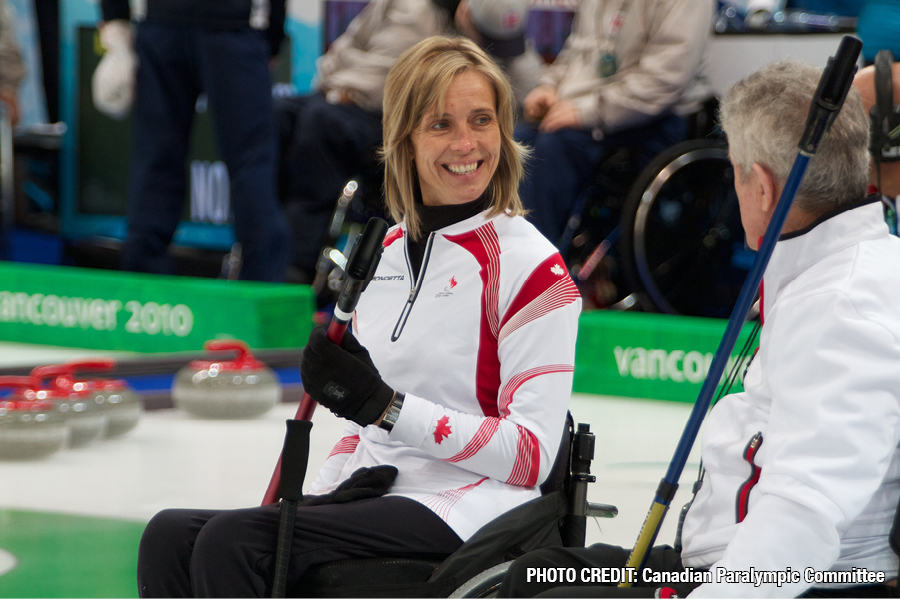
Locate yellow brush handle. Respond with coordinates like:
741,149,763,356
620,501,669,587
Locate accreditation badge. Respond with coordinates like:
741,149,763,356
600,52,617,78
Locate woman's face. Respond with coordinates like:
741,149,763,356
410,70,501,207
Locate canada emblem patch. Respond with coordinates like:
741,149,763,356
433,415,452,444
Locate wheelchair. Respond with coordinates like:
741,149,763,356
286,414,616,598
565,103,753,319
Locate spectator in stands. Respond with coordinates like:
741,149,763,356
276,0,541,284
0,0,23,126
98,0,291,281
516,0,713,247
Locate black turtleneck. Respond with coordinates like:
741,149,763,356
408,191,491,279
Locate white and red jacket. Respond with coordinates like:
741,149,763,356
682,200,900,597
308,210,581,541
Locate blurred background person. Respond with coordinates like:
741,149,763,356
98,0,291,282
0,0,24,127
515,0,714,247
853,56,900,200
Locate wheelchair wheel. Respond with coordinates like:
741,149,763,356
449,560,512,598
620,139,753,318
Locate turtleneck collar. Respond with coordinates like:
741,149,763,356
407,188,492,278
411,187,492,240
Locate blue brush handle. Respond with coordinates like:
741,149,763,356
665,34,862,487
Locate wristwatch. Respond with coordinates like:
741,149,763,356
379,391,405,433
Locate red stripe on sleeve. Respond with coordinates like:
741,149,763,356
498,365,574,417
444,417,501,463
499,254,579,342
506,425,541,487
326,435,360,459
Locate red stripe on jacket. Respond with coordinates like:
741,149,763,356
326,435,360,459
445,418,501,463
445,223,502,418
506,425,541,486
500,254,580,343
499,365,574,417
383,228,404,247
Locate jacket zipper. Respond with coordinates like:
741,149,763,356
735,432,764,523
391,232,435,342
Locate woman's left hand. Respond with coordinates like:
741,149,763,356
299,327,395,426
539,100,580,133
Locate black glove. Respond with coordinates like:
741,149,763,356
298,466,398,506
299,326,395,426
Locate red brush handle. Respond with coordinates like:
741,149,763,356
261,319,350,505
262,217,387,506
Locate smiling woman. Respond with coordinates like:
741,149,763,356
133,36,582,598
381,35,529,241
410,70,501,208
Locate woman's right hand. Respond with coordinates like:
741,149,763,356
299,327,395,427
523,85,558,122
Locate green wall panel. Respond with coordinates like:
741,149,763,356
0,262,315,353
574,311,757,403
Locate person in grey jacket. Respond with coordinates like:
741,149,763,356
276,0,541,285
516,0,713,247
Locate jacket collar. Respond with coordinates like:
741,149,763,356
399,209,503,238
761,197,888,319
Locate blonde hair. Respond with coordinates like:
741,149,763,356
381,35,529,241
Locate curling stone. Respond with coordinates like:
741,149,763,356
30,363,110,447
41,360,142,439
172,340,281,419
94,377,142,438
0,377,69,459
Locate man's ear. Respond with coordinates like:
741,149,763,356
751,162,779,214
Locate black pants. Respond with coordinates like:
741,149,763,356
125,22,290,281
137,496,463,597
498,544,897,598
274,93,384,276
514,115,688,248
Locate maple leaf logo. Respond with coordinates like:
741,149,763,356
433,415,452,444
502,11,521,30
608,12,624,33
551,264,565,276
449,276,458,289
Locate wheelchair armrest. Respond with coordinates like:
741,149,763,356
586,502,618,518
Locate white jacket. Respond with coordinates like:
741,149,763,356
309,211,581,541
682,200,900,598
537,0,712,134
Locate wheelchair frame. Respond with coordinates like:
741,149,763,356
566,136,750,319
281,415,616,598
